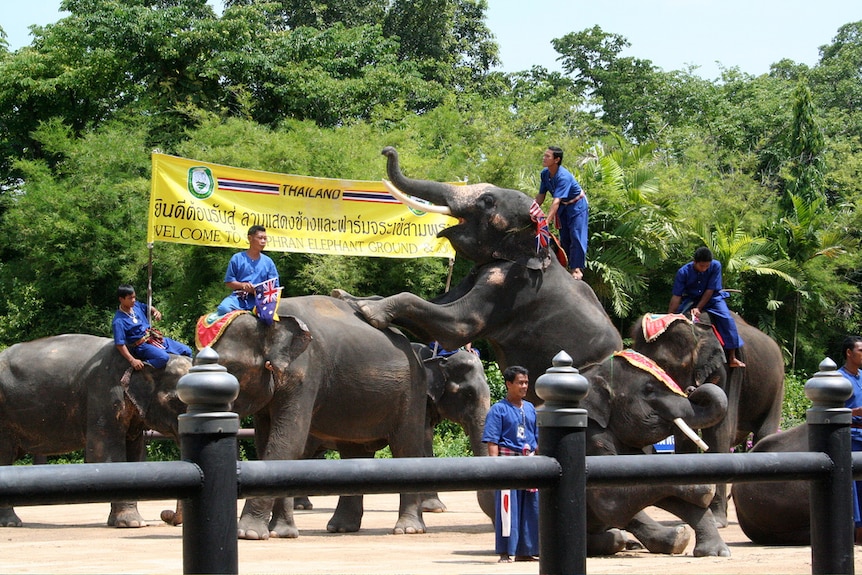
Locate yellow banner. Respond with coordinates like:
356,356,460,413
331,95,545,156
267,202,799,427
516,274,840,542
148,153,457,259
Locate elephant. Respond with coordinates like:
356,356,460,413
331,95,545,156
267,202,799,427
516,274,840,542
729,424,810,545
288,343,491,514
631,312,785,526
204,295,430,540
333,146,623,406
0,334,191,528
578,350,731,556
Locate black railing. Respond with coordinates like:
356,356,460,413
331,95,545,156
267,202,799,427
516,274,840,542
0,350,856,575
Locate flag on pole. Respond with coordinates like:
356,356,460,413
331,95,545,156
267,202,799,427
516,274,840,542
500,489,511,537
254,278,282,326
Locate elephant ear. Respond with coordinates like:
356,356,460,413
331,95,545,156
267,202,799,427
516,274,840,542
424,356,447,403
270,315,312,361
580,366,612,429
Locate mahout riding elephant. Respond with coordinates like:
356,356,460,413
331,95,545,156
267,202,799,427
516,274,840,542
333,146,623,405
0,334,191,528
203,295,429,540
632,312,785,526
729,424,810,544
578,351,731,556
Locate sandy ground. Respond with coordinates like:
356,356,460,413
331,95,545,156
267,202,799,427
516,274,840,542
2,491,859,574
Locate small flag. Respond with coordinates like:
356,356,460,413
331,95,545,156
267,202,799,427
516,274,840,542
500,489,511,537
254,278,282,326
529,201,567,267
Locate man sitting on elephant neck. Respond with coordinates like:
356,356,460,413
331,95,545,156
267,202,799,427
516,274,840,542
112,284,192,370
216,225,280,316
668,247,746,368
483,365,539,563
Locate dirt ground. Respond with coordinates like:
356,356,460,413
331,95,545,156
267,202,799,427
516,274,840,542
2,491,859,574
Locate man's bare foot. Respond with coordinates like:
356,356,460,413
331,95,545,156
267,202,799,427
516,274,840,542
515,555,539,561
498,554,513,563
729,359,746,368
571,268,583,280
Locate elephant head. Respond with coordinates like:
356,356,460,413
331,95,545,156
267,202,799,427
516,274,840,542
580,350,728,453
631,313,727,393
381,146,551,270
412,344,490,456
120,354,193,440
209,312,312,417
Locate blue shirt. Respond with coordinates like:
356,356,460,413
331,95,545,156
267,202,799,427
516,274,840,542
483,398,538,454
672,259,726,304
112,301,152,346
840,366,862,442
539,165,584,203
224,251,279,290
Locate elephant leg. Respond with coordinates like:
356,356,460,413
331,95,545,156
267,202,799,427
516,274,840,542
626,510,691,554
0,506,22,528
586,528,627,556
107,502,147,528
238,497,286,540
327,495,365,533
293,496,313,510
655,497,730,557
269,496,299,538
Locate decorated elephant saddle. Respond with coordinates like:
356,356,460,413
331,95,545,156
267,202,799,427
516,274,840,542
195,310,251,350
612,349,687,397
641,313,690,342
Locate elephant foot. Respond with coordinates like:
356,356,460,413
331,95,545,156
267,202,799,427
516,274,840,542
640,524,691,555
0,507,23,527
107,503,147,528
238,516,271,540
693,538,731,557
586,528,627,556
421,495,447,513
326,514,362,533
330,290,390,329
293,496,313,510
392,514,426,535
268,517,300,539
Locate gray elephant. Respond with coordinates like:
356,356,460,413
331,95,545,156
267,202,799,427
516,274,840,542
0,334,191,528
632,312,785,526
578,350,731,556
333,146,623,406
730,424,811,545
203,295,429,540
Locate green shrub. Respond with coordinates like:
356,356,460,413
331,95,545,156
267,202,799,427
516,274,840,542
782,371,813,430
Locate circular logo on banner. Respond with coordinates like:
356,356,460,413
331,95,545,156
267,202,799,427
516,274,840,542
188,167,215,199
407,196,431,216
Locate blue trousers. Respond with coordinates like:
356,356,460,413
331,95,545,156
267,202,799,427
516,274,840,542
558,201,588,270
131,338,192,369
494,488,539,556
680,297,744,350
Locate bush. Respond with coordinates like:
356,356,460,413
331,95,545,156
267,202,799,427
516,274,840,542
782,371,812,430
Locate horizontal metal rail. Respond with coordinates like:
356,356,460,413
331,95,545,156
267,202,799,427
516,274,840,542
0,461,203,506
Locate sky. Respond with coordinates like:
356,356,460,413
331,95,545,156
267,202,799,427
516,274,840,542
2,0,860,80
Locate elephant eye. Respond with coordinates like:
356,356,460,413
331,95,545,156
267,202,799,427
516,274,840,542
478,194,495,209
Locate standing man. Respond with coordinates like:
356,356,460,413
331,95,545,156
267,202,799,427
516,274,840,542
668,246,746,368
482,366,539,563
113,284,192,370
536,146,588,280
216,225,280,315
838,335,862,543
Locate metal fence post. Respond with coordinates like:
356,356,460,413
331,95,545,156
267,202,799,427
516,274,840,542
535,351,590,575
805,357,854,575
177,346,240,574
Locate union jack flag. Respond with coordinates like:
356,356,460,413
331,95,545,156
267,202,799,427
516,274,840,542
529,201,568,268
254,278,282,326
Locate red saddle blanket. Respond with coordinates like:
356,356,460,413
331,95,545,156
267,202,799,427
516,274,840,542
613,349,686,397
641,313,690,343
195,310,250,350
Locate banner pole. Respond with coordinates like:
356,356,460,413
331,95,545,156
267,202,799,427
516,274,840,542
147,242,154,324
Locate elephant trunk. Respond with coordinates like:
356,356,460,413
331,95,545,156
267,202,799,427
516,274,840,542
382,146,459,209
685,382,728,431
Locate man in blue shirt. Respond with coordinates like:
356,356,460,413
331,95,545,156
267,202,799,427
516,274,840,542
113,284,192,370
838,335,862,543
216,225,280,315
536,146,588,280
668,247,746,368
483,365,539,562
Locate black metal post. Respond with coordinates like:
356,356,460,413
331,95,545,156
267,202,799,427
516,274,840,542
805,357,854,575
535,351,589,575
177,347,240,575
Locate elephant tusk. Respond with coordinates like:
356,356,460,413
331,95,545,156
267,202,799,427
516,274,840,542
382,180,452,215
673,417,710,451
